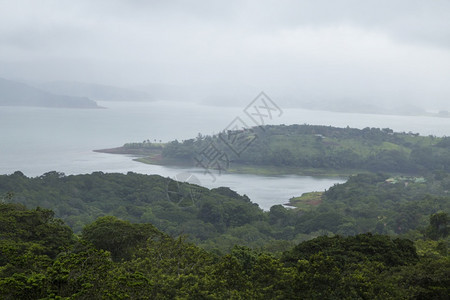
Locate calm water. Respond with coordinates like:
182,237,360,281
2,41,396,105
1,101,449,209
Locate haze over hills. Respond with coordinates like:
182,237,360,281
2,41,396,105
133,82,443,117
2,77,445,117
0,78,99,109
35,81,153,102
131,82,259,105
297,98,430,116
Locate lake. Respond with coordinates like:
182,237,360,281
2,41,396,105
1,100,449,209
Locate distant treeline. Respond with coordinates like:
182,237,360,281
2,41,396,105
155,124,450,173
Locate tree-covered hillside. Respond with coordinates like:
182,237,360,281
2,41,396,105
1,203,449,299
110,124,450,175
1,171,449,254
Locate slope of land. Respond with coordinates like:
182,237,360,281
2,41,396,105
0,77,100,108
96,124,450,176
35,80,153,101
297,98,450,117
1,171,448,253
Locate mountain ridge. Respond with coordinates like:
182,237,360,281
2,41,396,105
35,80,153,101
0,77,100,108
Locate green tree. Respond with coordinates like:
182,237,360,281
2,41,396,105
81,216,163,261
425,212,449,240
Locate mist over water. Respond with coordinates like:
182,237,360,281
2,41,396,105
1,101,450,209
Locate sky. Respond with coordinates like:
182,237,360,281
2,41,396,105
0,0,450,108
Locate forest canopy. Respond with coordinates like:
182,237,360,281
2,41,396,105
1,171,449,254
0,203,448,299
111,124,450,175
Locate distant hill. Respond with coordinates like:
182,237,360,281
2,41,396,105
104,124,450,175
0,78,100,108
297,98,427,116
134,82,258,105
36,81,153,101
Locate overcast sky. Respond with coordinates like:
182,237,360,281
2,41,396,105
1,0,449,108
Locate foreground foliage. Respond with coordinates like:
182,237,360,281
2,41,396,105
0,203,448,299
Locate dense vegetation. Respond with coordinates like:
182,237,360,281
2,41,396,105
3,122,450,298
1,171,268,252
124,124,450,174
1,171,449,254
1,203,448,299
301,173,450,236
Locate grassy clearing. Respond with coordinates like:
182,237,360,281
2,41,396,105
287,192,324,210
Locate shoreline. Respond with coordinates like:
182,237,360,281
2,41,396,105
94,147,357,178
94,145,427,179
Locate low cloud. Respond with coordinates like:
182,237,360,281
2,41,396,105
0,0,449,108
